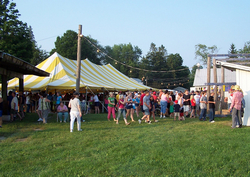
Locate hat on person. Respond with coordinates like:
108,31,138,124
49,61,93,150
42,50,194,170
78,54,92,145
73,92,79,95
175,100,178,104
234,85,240,91
153,91,156,95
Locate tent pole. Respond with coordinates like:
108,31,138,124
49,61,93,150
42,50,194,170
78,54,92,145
85,86,87,113
102,87,104,113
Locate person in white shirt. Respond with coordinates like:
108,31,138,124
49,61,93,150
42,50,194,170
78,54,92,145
194,91,201,116
11,92,22,121
68,92,82,132
93,94,100,114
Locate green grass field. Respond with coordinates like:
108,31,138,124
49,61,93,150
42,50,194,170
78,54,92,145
0,112,249,177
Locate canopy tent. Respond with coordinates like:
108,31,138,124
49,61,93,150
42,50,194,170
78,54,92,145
6,52,151,91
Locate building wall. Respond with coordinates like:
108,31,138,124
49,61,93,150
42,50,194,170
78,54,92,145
236,69,250,126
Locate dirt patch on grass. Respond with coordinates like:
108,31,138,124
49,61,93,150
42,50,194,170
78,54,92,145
34,128,44,131
15,137,29,142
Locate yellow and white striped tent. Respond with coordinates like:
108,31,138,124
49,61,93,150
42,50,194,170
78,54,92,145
6,52,150,91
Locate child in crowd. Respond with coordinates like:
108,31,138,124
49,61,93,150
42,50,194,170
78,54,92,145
149,96,158,122
173,100,181,121
190,95,196,118
169,101,174,118
116,95,131,125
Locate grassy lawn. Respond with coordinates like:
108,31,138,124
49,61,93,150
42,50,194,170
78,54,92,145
0,112,250,177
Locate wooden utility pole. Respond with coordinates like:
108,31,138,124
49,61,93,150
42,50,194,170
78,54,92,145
220,66,225,114
76,25,82,93
207,56,211,111
213,58,218,112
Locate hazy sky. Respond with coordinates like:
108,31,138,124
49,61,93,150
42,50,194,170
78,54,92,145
14,0,250,68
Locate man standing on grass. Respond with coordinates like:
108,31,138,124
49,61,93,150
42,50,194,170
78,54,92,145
208,92,215,123
183,90,190,118
229,85,243,128
199,91,207,121
194,91,200,117
138,91,151,124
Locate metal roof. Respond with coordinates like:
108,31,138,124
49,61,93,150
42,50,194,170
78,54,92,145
0,51,50,78
193,68,236,86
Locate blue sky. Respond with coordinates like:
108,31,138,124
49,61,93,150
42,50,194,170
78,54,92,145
15,0,250,68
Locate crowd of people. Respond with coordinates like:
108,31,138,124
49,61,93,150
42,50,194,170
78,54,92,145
0,85,245,130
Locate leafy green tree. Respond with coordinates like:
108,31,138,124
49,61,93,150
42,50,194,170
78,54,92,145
102,43,142,78
50,30,103,64
0,0,34,62
195,44,218,66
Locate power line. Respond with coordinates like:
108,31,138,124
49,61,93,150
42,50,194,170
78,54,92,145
82,35,191,73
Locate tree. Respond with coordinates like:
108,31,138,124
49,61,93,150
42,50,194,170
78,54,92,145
0,0,33,62
228,43,237,54
50,30,103,64
238,41,250,54
195,44,218,66
102,43,142,78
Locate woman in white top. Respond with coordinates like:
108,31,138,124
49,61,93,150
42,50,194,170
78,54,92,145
94,94,100,114
68,92,82,132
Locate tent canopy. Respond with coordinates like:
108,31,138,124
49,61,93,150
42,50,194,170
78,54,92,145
7,52,151,91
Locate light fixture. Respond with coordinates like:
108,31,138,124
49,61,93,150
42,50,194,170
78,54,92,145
196,63,201,69
79,34,83,38
97,49,100,53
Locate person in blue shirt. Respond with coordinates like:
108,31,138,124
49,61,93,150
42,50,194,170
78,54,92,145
56,92,62,109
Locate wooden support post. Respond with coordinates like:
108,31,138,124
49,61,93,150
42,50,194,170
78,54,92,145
102,88,104,113
207,56,211,111
1,74,8,115
213,58,218,110
220,66,225,114
19,77,24,94
76,24,82,93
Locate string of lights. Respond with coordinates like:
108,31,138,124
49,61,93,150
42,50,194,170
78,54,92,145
82,35,191,73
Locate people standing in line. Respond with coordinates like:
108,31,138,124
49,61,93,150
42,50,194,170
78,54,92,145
0,96,3,128
228,90,233,110
68,92,82,132
194,91,200,117
138,91,151,124
125,92,135,122
116,95,131,125
40,93,51,124
169,101,174,118
37,94,43,122
56,92,62,110
183,90,190,117
135,94,140,118
150,96,158,122
104,95,109,113
57,102,69,123
93,94,100,114
26,93,31,113
10,92,22,121
160,90,169,118
107,93,116,121
18,92,25,119
208,92,215,123
229,85,243,128
190,95,196,118
140,90,145,116
199,91,207,121
47,92,53,112
174,100,181,121
7,91,13,115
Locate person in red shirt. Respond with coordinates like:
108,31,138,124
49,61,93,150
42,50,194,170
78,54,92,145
190,95,196,118
116,95,131,125
140,90,145,115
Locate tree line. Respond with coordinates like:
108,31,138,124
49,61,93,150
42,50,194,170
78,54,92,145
1,0,250,89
